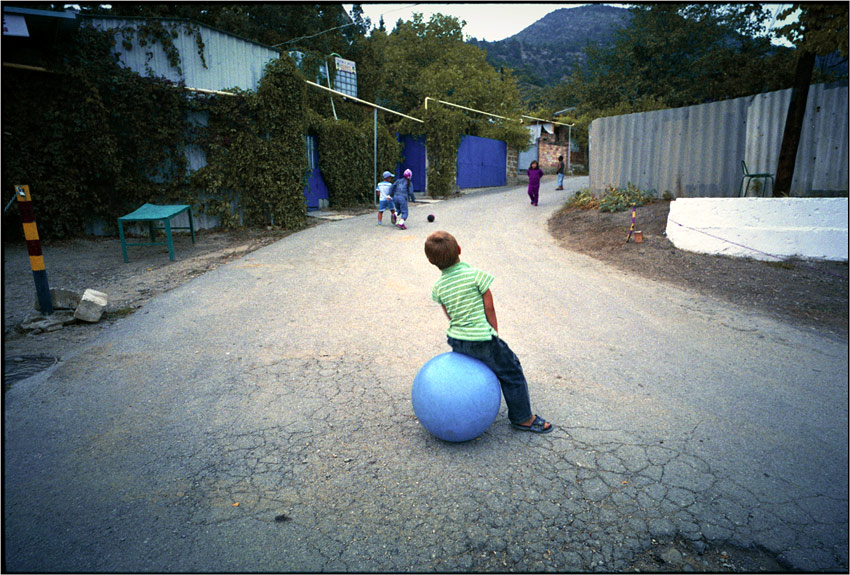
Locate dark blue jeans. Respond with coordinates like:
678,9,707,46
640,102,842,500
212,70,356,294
447,336,533,424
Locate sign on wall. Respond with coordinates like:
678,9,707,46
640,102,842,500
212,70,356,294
333,56,357,98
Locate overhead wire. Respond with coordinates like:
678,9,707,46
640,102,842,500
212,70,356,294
273,22,357,47
272,3,421,47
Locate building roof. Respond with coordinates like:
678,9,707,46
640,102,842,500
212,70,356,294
3,5,80,38
80,14,280,53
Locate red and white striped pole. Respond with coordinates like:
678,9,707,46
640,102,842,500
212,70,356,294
14,185,53,315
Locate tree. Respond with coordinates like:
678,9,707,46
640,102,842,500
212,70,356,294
348,4,371,38
375,14,525,133
362,12,528,195
775,3,849,57
539,3,808,156
554,4,797,115
772,3,848,196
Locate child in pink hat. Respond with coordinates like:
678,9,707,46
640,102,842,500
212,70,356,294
390,169,415,229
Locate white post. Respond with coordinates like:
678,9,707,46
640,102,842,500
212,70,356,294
374,107,378,206
326,59,337,121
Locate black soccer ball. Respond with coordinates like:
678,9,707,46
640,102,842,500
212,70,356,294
427,214,435,222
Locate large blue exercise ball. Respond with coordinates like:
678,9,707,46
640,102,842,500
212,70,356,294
411,352,502,442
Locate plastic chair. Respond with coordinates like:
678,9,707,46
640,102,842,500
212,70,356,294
739,160,774,197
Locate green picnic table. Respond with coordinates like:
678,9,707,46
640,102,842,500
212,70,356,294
118,203,195,262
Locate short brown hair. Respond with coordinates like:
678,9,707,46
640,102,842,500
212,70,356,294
424,231,460,270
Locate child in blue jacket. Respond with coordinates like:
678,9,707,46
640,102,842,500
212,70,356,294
390,169,415,230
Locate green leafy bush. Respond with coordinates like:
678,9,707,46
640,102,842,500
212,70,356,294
565,184,657,212
565,188,599,209
2,27,192,239
3,26,320,237
598,183,657,212
192,57,309,229
422,107,467,197
308,112,402,208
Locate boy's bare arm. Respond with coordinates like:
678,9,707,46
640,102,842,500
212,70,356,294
441,305,451,320
482,289,498,333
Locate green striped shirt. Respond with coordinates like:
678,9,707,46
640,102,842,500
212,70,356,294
431,262,497,341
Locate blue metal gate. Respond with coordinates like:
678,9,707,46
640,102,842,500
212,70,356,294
397,134,426,194
457,135,506,188
304,135,329,210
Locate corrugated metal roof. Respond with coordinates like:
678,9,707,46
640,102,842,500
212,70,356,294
83,15,279,51
84,17,280,92
590,84,848,197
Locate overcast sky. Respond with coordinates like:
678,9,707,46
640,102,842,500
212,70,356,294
346,3,796,44
350,3,595,41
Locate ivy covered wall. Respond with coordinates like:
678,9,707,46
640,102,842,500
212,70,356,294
2,26,194,240
2,12,524,239
2,21,402,239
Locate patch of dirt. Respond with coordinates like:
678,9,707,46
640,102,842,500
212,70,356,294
2,225,307,360
549,200,848,340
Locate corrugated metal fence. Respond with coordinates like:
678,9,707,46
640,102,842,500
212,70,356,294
589,83,848,197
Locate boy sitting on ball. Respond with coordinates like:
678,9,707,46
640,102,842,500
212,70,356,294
424,230,553,433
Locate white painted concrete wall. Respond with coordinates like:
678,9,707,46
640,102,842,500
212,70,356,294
665,198,848,261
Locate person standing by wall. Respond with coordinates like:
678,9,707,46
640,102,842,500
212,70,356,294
556,155,565,190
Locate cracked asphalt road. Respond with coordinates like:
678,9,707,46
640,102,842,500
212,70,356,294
4,179,848,572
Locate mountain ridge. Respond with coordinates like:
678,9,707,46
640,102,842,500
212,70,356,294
468,4,632,90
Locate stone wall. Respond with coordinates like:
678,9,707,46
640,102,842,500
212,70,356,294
539,140,569,173
506,147,519,186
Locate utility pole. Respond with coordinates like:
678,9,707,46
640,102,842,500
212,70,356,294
774,50,816,196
